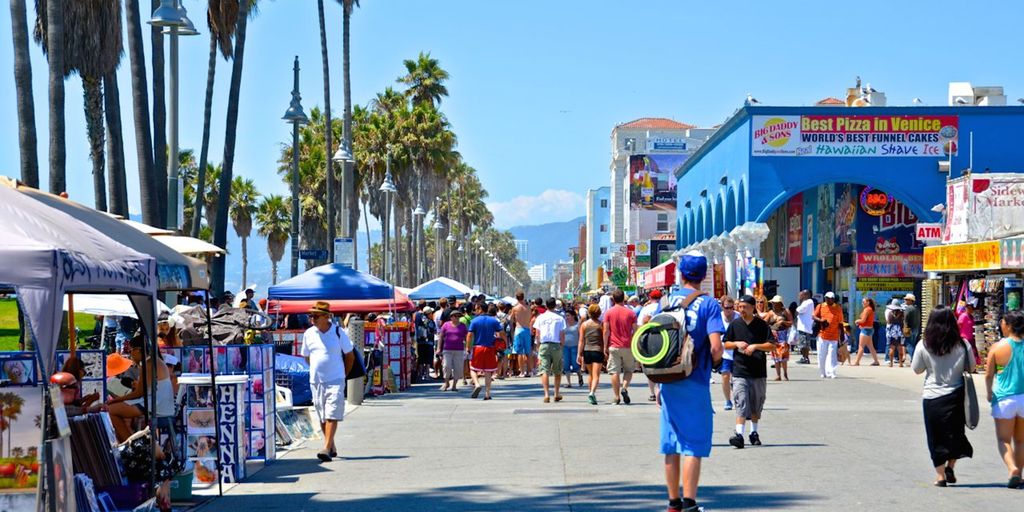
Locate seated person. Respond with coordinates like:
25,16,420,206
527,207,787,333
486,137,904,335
50,370,97,417
105,335,176,442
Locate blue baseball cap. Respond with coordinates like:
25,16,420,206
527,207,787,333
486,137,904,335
678,250,708,282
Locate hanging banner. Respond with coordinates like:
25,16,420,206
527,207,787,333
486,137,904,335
787,194,803,265
915,223,943,243
834,184,857,253
752,115,959,157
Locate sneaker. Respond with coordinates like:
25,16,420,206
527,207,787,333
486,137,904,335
724,400,733,411
621,389,631,405
614,398,621,405
648,394,657,402
316,451,332,462
588,394,597,405
749,432,762,446
471,386,482,399
728,433,745,449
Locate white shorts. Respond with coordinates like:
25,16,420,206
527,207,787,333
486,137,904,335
992,393,1024,420
312,381,346,423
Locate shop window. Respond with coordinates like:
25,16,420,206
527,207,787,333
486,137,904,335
600,199,608,208
657,213,669,232
600,224,607,232
600,247,607,255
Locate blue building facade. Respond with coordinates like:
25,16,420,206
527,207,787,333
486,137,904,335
673,105,1024,300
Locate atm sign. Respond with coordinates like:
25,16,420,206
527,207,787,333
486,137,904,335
915,223,943,242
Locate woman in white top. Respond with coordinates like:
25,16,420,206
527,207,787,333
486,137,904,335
911,306,975,487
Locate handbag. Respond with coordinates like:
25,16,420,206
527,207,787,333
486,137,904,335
346,348,367,381
961,343,980,430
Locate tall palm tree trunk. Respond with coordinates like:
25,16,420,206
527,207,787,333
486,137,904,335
83,77,107,210
343,2,357,253
363,198,371,274
104,71,129,216
241,235,248,288
45,0,65,194
211,0,250,294
271,261,278,285
151,0,167,225
317,0,336,261
124,0,159,225
11,0,38,188
192,33,218,238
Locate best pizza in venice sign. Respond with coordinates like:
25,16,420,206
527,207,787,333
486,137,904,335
752,115,958,157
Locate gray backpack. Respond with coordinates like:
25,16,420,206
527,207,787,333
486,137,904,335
632,292,704,383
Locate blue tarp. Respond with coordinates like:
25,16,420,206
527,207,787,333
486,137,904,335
267,263,394,301
407,277,473,300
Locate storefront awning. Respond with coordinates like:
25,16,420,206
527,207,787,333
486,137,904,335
644,260,676,290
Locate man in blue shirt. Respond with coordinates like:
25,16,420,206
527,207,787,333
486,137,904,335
659,251,725,512
467,303,505,400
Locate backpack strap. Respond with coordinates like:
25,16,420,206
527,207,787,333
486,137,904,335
664,291,705,313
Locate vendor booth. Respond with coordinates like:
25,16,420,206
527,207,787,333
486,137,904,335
407,277,473,301
0,184,159,511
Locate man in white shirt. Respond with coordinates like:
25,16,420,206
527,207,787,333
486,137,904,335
598,292,613,321
795,289,816,364
300,301,355,462
534,298,567,403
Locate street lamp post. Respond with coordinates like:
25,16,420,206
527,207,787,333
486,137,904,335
283,56,309,277
331,143,355,264
379,152,397,282
150,0,197,231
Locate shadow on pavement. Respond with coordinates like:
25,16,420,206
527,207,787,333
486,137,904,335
711,443,826,448
337,455,409,461
203,481,817,511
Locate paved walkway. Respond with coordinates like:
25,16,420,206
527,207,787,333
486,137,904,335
196,360,1024,511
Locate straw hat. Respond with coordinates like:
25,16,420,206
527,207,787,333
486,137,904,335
308,301,331,315
106,353,133,377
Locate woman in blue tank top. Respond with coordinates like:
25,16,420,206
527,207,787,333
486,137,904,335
984,310,1024,488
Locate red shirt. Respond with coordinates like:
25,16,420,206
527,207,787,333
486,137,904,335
603,305,637,349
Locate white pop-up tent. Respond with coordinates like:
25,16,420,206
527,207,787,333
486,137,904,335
0,183,158,374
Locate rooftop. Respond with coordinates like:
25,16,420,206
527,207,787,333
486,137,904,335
815,97,845,105
615,117,695,131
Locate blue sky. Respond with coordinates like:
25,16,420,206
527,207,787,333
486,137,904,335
3,0,1024,229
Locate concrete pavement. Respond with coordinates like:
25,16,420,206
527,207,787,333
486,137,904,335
195,360,1024,511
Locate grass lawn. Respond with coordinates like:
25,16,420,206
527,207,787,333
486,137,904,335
0,298,96,352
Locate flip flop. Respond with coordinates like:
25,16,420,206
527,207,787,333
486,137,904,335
316,452,332,463
554,396,563,402
471,386,482,399
944,466,956,484
543,397,550,403
1009,475,1022,488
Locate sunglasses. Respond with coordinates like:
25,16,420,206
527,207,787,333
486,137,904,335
723,306,734,310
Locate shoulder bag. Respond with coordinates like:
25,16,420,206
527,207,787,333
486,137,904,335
962,343,980,430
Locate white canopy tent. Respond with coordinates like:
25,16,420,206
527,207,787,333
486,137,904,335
62,294,171,318
0,183,158,374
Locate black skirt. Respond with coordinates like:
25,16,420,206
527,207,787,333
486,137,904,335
923,386,973,467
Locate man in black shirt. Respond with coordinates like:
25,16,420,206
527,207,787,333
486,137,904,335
724,295,775,449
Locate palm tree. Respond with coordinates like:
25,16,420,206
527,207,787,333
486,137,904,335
39,0,65,194
317,0,336,260
10,0,39,188
105,70,129,216
0,392,24,458
36,0,124,210
230,177,260,287
124,0,159,225
256,195,290,285
398,52,449,108
341,0,360,266
203,163,222,230
191,0,239,238
212,0,253,294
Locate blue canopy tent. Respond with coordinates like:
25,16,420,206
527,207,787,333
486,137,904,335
407,277,474,301
268,263,395,301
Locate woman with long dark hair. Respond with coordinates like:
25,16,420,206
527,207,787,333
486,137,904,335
985,309,1024,488
912,306,975,486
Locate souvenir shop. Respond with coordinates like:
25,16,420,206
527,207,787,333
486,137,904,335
923,238,1024,364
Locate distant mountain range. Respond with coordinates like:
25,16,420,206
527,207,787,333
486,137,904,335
508,216,585,269
153,215,580,294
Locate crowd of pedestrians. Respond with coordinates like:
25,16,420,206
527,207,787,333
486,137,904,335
402,252,1024,508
